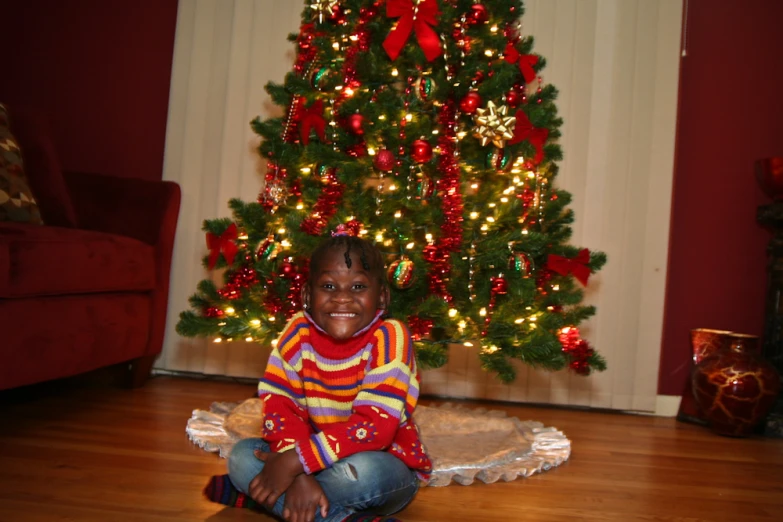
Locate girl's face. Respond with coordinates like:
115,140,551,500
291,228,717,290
302,247,388,340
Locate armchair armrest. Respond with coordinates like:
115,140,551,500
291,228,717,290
63,171,181,247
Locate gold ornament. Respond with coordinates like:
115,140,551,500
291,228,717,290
472,101,516,148
309,0,339,24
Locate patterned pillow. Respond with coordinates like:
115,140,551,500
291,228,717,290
0,103,43,224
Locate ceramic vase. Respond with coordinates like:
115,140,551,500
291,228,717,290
691,333,782,437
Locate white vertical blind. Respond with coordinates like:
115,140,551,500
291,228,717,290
160,0,682,411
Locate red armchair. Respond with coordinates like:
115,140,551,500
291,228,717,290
0,104,181,390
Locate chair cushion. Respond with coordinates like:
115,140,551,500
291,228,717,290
6,105,79,228
0,104,44,225
0,222,156,298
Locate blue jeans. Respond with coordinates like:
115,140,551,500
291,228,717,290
228,438,420,522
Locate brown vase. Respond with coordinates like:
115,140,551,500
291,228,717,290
691,333,782,437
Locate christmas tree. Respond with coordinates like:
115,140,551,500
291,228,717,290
176,0,607,383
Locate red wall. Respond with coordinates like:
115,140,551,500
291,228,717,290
660,0,783,395
0,1,179,181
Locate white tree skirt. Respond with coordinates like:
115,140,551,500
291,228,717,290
187,399,570,487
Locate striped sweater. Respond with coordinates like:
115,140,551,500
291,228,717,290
257,311,431,479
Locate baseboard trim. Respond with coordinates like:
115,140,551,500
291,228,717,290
655,395,682,417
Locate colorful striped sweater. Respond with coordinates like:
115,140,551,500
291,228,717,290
257,311,431,479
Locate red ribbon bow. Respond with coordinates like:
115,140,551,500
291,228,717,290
504,42,539,84
299,100,327,145
206,223,239,269
383,0,442,62
509,110,549,164
547,249,591,286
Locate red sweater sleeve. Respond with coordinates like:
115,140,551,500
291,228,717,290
257,314,314,452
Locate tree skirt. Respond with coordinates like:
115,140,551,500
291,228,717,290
186,400,570,487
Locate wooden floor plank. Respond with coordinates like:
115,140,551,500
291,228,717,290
0,374,781,522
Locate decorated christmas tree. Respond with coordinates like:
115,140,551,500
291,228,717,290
176,0,607,383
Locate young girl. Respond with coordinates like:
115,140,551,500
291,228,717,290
224,233,431,522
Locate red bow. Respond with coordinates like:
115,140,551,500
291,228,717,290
504,43,538,84
383,0,442,62
206,223,239,269
547,249,591,286
299,100,327,145
509,110,549,164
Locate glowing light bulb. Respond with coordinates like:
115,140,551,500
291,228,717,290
515,318,525,324
213,338,223,343
448,309,458,318
464,341,474,347
391,68,399,76
272,339,278,346
250,319,261,327
278,228,286,234
406,242,415,249
245,336,253,342
300,167,311,174
394,211,402,218
470,212,479,219
225,307,236,315
479,308,487,317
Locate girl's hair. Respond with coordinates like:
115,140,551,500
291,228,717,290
309,235,387,286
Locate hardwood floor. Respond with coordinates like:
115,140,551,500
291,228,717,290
0,373,781,522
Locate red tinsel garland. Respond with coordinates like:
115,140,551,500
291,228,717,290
558,327,595,375
423,99,464,303
300,168,345,236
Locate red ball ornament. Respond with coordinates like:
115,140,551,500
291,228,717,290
411,139,433,163
466,3,489,25
373,149,396,172
506,88,521,107
328,4,346,24
490,276,508,295
347,113,365,135
280,261,296,278
459,91,482,114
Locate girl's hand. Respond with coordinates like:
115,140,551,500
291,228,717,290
282,473,329,522
248,449,305,508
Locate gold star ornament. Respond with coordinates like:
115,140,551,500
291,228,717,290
309,0,340,24
472,101,516,148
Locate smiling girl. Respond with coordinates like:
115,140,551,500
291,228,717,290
225,233,431,522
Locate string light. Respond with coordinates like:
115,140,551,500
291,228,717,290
225,307,236,315
213,338,222,343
